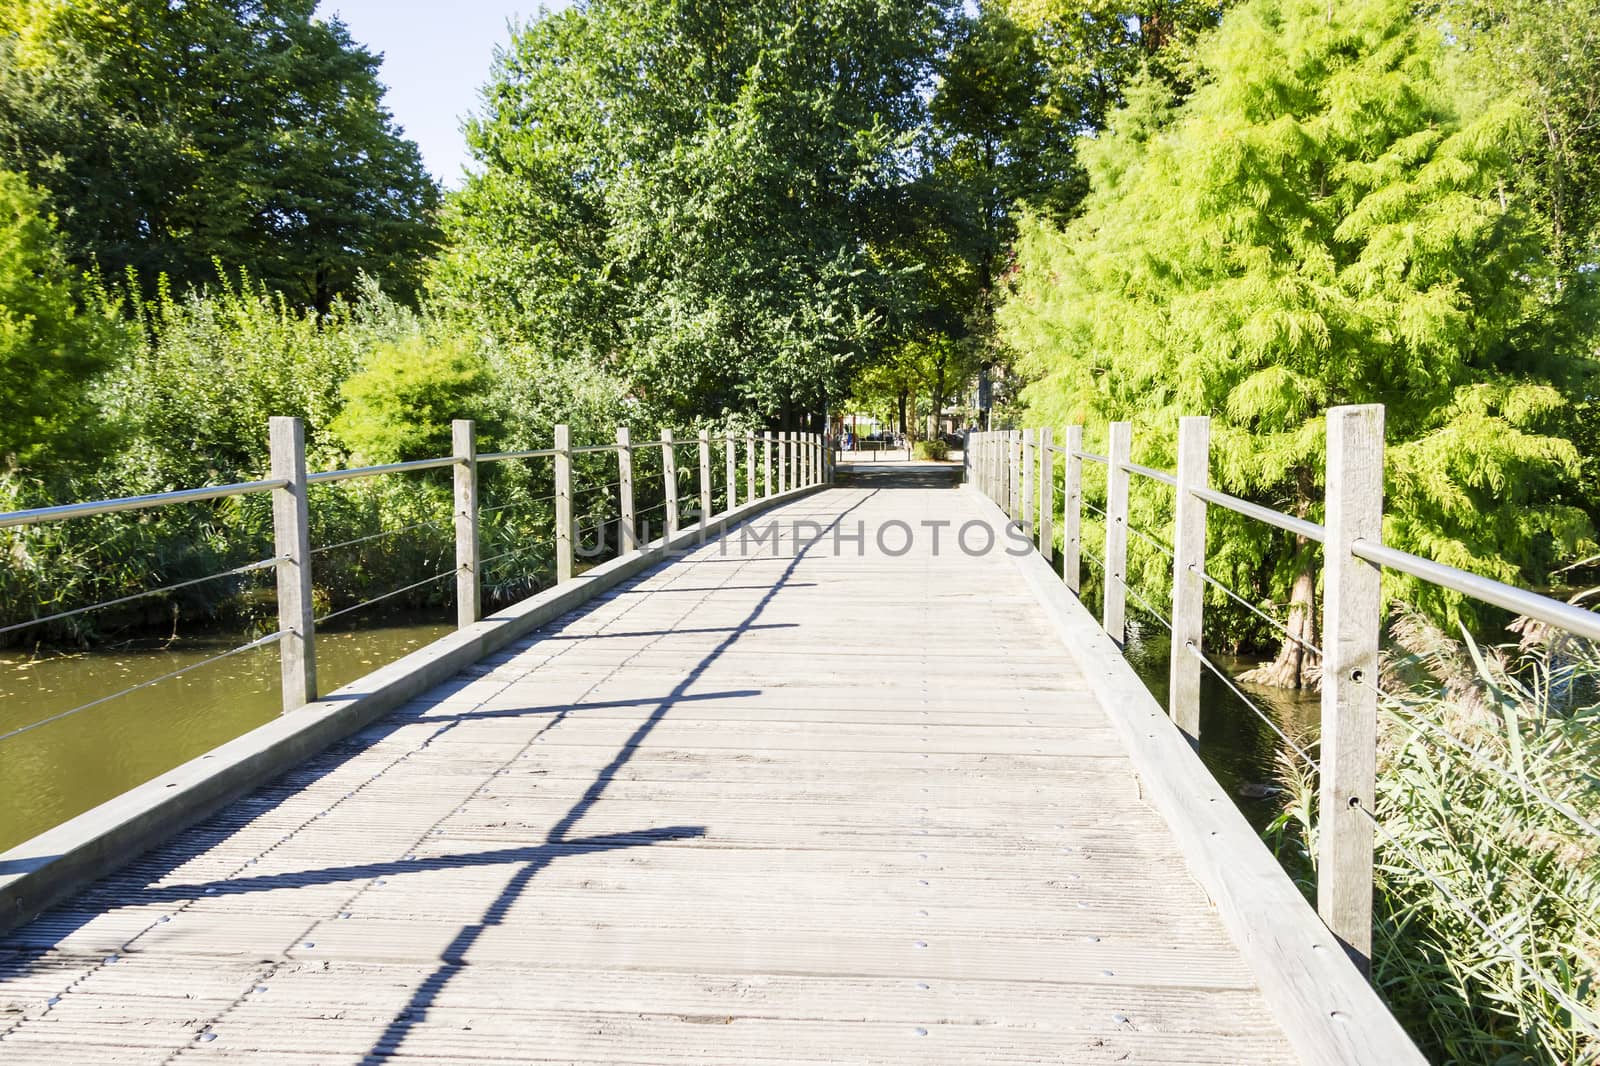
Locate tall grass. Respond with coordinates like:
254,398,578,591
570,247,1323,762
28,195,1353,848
1270,611,1600,1064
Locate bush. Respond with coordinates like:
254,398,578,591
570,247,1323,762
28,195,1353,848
331,332,493,463
914,439,949,461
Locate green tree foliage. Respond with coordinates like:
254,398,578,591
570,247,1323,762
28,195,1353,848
0,169,115,468
1448,0,1600,274
432,0,952,426
0,0,441,311
997,1,1231,140
1446,0,1600,506
331,334,493,464
1001,0,1595,678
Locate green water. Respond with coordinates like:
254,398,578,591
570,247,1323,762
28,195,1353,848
0,618,451,851
1119,621,1320,828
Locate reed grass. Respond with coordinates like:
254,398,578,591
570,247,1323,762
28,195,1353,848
1270,610,1600,1064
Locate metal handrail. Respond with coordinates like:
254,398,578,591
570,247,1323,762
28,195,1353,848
479,448,557,462
1191,485,1327,544
307,456,458,484
1062,443,1599,641
1352,539,1600,644
1123,461,1177,487
0,479,288,530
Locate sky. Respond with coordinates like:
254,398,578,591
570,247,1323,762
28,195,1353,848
323,0,570,188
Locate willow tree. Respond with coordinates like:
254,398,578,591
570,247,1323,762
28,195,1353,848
1001,0,1594,685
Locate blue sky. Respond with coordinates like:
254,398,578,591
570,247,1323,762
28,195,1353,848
323,0,570,188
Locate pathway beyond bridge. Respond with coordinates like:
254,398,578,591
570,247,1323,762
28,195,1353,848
0,468,1414,1064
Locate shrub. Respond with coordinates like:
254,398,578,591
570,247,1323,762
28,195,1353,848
331,333,494,464
914,439,949,461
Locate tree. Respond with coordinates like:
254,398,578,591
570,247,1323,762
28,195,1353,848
0,169,116,468
0,0,440,311
923,2,1230,431
431,0,953,428
1001,0,1594,685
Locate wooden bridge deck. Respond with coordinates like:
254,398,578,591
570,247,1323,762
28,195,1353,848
0,472,1295,1064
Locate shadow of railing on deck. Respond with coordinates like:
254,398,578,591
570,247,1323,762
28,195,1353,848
346,486,878,1062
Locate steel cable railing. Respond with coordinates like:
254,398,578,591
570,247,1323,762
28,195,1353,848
314,567,456,627
1189,564,1324,660
311,518,450,556
479,493,557,517
972,416,1600,1026
1183,641,1320,772
0,556,279,640
1079,543,1173,633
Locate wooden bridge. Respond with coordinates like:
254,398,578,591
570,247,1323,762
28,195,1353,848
11,409,1591,1063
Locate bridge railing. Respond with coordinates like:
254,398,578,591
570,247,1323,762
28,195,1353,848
0,420,827,744
966,407,1599,1011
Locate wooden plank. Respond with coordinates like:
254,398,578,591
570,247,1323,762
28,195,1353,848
1317,404,1384,968
1167,416,1208,744
453,418,481,627
0,474,1316,1066
269,416,316,709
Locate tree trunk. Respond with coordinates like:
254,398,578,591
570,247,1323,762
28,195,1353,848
897,389,908,436
1239,551,1320,689
1241,473,1321,689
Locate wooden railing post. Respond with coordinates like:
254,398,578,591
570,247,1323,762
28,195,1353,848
996,432,1005,506
1038,427,1054,563
1013,431,1025,519
1319,403,1385,971
554,423,573,582
270,416,316,711
979,428,992,499
746,430,757,502
698,428,712,524
452,419,480,628
1063,425,1082,594
725,433,737,511
982,431,989,498
1103,421,1131,642
617,425,637,555
998,428,1011,515
1169,416,1210,746
1021,429,1035,540
763,431,773,497
662,428,679,537
781,433,792,493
